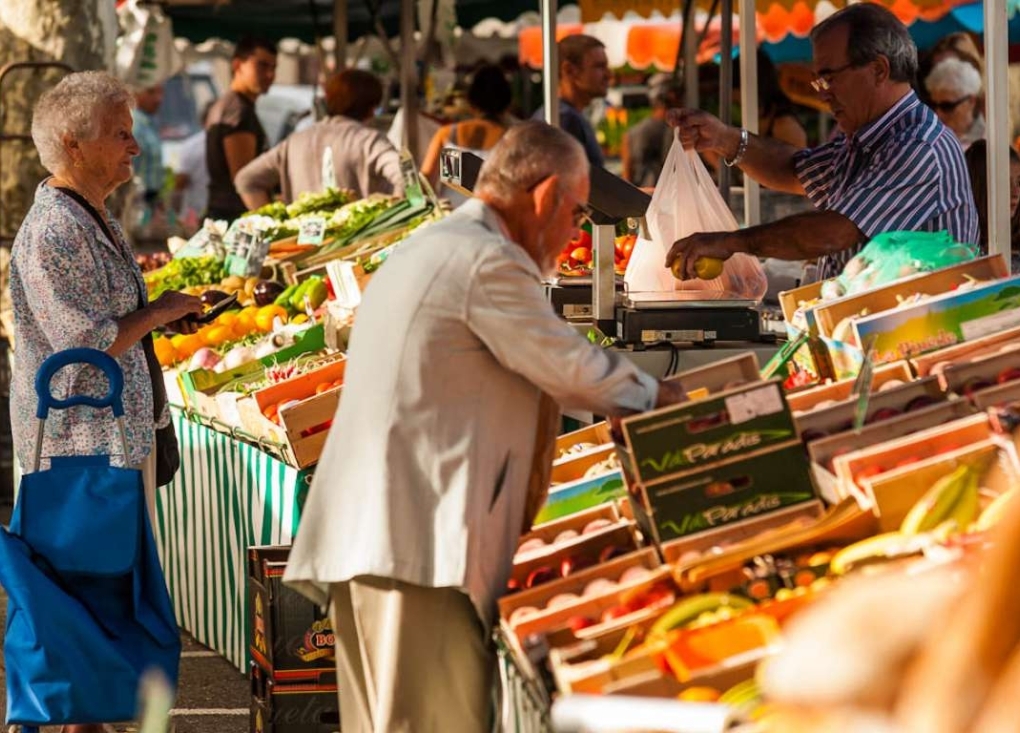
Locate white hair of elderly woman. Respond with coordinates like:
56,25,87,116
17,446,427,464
475,120,589,203
925,56,983,98
31,70,134,174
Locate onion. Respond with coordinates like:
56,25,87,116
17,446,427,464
222,345,254,371
189,347,221,372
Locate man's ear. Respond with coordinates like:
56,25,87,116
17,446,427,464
532,174,560,219
873,55,891,85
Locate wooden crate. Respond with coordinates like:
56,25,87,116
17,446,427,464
787,361,913,415
667,352,762,399
939,349,1020,398
911,325,1020,376
810,255,1009,339
520,503,622,549
555,422,614,461
831,413,992,495
779,281,824,324
551,444,620,485
237,359,346,468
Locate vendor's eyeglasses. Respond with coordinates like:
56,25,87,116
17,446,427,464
810,62,856,92
930,95,972,113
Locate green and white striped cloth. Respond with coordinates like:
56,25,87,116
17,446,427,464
154,407,311,670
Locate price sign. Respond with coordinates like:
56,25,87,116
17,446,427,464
297,216,327,246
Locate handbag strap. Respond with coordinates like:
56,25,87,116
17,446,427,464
53,185,168,422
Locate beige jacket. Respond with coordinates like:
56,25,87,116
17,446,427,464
283,199,658,628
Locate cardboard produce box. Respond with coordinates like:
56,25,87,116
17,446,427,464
786,360,913,415
628,442,817,545
250,663,339,733
535,470,628,525
939,349,1020,400
911,324,1020,376
249,546,335,680
620,379,798,485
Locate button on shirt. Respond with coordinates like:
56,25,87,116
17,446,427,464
793,91,978,280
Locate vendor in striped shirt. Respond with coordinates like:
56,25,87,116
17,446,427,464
665,3,978,282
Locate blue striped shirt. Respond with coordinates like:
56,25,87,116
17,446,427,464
793,90,978,280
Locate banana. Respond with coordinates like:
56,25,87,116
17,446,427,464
649,592,753,636
900,464,973,535
975,490,1018,533
829,531,930,575
947,469,981,532
719,678,762,713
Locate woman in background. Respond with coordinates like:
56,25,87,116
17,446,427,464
964,140,1020,270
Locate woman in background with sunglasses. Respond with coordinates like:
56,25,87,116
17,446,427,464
925,56,985,149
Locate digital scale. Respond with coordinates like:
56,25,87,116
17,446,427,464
439,148,771,347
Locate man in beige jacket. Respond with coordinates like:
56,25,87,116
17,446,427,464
284,121,683,733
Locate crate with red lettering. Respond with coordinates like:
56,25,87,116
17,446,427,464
249,545,336,682
250,662,340,733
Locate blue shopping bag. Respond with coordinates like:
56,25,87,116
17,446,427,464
0,348,181,726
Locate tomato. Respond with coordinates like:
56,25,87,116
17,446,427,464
569,229,592,250
570,247,592,265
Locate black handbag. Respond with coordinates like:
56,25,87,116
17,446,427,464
55,185,181,486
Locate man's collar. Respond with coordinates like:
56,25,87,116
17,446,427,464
852,89,918,146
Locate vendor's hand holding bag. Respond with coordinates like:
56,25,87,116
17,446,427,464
624,130,768,300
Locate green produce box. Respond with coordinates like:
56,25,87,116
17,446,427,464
179,324,326,406
629,442,817,544
854,274,1020,366
618,379,798,485
534,470,626,525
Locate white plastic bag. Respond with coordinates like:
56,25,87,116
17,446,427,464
115,0,182,88
625,131,768,301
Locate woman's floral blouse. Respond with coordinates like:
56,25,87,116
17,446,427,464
10,182,165,469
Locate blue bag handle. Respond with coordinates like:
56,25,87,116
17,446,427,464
35,348,125,419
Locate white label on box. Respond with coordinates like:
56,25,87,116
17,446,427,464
725,384,784,425
961,307,1020,341
297,216,327,245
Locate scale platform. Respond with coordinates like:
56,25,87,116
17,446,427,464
616,291,764,344
546,276,625,321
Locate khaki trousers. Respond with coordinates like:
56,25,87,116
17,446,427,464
133,440,158,529
329,576,494,733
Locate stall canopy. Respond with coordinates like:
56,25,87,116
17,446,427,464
163,0,580,42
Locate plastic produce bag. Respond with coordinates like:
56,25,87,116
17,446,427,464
625,131,768,301
115,0,182,88
822,230,979,299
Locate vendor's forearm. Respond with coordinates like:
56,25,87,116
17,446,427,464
733,133,805,195
737,210,865,260
240,189,271,210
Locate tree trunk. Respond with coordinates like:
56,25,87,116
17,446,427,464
0,0,108,340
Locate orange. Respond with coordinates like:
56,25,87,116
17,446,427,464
235,307,258,335
215,311,239,329
677,686,721,703
202,325,234,346
174,334,203,360
255,304,288,332
153,336,176,367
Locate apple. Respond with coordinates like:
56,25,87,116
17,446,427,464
525,566,558,589
581,518,613,535
560,554,593,578
996,367,1020,384
516,537,546,555
962,377,994,398
618,566,652,585
546,593,581,610
853,464,885,485
600,604,633,623
582,578,618,597
567,615,596,633
905,395,939,412
554,529,580,544
509,606,540,626
867,407,901,424
599,544,629,563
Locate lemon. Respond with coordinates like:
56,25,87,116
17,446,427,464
671,256,725,281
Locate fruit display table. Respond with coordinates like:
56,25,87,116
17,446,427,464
153,406,312,670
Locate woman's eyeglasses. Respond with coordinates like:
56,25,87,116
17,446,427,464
930,96,972,113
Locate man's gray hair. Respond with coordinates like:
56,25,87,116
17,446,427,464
925,56,983,98
475,121,589,202
31,71,134,174
811,3,918,84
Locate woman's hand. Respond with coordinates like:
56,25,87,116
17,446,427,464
151,290,203,331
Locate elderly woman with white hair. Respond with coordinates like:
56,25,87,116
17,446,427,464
925,55,985,148
9,72,201,732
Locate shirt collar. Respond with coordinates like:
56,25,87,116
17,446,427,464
851,89,918,147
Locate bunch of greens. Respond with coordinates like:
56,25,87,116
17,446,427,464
321,196,399,249
285,187,353,219
248,201,288,220
144,256,226,300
